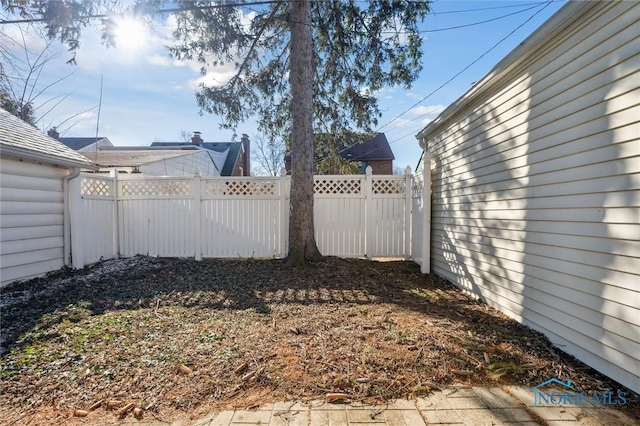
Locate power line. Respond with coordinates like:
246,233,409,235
0,1,283,25
376,0,554,134
428,1,559,15
4,0,559,166
332,0,556,165
414,3,546,33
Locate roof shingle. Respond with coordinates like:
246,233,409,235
0,108,95,168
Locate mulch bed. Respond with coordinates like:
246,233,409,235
1,256,637,424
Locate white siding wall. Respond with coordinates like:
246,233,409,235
0,158,68,286
420,1,639,392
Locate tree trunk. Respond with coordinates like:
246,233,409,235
287,0,322,266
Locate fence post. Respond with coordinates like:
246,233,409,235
193,172,202,261
69,175,84,269
404,166,412,260
421,156,431,274
110,169,119,259
279,168,288,258
365,165,374,259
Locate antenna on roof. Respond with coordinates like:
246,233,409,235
93,74,103,165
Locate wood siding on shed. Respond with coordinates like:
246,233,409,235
0,158,68,286
420,1,639,392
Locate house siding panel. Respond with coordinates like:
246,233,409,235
0,158,67,287
419,1,640,393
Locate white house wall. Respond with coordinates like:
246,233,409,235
0,158,67,286
77,138,113,153
419,1,639,392
140,151,220,177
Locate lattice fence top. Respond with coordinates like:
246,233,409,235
121,180,191,196
314,178,362,194
81,177,112,196
81,174,416,198
372,178,405,195
203,179,278,196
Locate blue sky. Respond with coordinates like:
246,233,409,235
2,0,567,174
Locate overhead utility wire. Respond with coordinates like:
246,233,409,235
0,0,283,24
250,2,548,34
425,1,559,15
330,0,555,164
413,3,545,33
3,0,555,164
376,0,554,134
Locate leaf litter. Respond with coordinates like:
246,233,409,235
1,256,637,424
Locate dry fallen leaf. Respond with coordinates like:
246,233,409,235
88,400,103,411
326,393,349,402
2,256,637,424
234,362,248,374
179,364,192,375
118,402,135,417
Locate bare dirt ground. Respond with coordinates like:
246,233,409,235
1,256,638,425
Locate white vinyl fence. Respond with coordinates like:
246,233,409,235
71,167,430,270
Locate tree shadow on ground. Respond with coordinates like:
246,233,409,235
2,255,529,354
2,255,638,422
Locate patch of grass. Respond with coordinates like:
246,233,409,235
487,360,522,380
406,287,434,301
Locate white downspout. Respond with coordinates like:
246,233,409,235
63,167,81,266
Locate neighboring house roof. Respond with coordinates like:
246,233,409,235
203,143,243,176
340,133,395,161
152,141,241,176
285,132,395,164
0,108,97,169
80,149,197,167
58,136,112,150
80,147,221,177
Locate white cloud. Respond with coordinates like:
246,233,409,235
188,64,238,89
146,54,174,67
392,117,434,128
2,23,49,53
408,104,446,116
55,110,99,136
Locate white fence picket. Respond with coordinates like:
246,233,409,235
315,197,366,256
370,197,406,257
313,174,367,257
201,177,283,257
78,175,117,264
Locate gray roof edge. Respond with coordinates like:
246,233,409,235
416,0,594,143
0,144,99,170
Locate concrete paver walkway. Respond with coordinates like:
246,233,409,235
116,385,637,426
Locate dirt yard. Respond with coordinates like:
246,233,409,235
1,256,637,425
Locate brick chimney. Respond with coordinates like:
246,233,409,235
191,131,203,145
241,134,250,176
47,127,60,139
